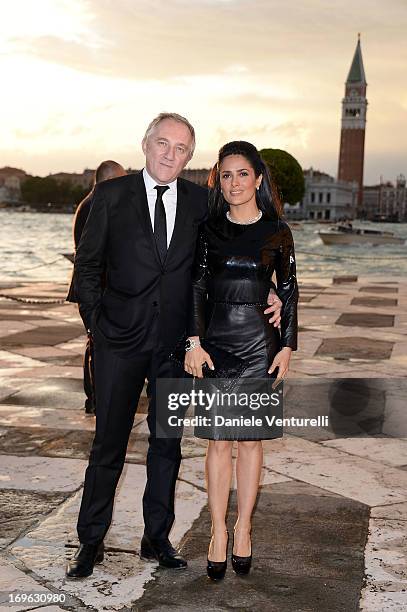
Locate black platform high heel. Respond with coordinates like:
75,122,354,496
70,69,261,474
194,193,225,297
232,529,252,575
207,531,229,581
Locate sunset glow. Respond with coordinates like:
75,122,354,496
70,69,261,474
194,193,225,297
1,0,406,183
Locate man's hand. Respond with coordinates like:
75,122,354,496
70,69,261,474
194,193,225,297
264,290,282,327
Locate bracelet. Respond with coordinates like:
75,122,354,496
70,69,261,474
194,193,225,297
185,338,201,352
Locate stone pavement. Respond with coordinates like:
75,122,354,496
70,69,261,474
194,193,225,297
0,276,406,611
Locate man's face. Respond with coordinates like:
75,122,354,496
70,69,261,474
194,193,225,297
142,118,193,184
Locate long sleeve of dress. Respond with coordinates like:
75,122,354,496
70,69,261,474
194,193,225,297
275,223,299,351
187,226,209,338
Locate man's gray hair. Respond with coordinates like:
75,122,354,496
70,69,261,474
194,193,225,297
142,112,196,156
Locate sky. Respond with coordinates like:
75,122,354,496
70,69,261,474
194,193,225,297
1,0,406,184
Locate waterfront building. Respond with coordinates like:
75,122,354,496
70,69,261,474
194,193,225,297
285,168,357,221
363,175,407,221
0,167,26,204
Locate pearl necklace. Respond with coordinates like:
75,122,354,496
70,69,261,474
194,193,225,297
226,209,263,225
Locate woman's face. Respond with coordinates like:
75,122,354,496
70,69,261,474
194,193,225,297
219,154,262,207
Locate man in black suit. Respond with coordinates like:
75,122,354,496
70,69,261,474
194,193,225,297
66,161,126,414
66,113,282,578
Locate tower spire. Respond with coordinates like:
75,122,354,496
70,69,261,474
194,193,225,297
346,35,366,84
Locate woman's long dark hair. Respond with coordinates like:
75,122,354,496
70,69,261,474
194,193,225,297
207,141,283,220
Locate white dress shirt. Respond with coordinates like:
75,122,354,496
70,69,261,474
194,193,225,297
142,167,177,247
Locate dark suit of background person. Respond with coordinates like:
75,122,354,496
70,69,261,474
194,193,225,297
66,161,126,414
71,167,207,571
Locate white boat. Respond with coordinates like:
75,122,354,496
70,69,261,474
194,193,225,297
318,224,405,246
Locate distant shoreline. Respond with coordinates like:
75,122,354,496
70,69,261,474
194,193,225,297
0,204,74,214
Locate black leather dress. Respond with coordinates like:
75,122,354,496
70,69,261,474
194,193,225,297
187,212,299,440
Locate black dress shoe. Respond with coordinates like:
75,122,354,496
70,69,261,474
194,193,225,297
207,532,229,581
66,542,104,579
231,531,252,575
140,535,187,569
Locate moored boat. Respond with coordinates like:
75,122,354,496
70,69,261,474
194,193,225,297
318,224,405,246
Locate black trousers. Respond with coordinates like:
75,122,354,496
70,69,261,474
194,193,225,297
77,340,182,545
83,336,96,412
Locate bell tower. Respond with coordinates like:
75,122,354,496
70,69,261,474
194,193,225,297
338,34,368,215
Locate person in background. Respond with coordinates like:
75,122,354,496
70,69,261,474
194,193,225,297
66,160,127,414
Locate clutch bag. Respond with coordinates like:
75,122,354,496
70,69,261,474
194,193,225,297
169,334,248,392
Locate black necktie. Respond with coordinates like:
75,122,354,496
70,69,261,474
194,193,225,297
154,185,170,262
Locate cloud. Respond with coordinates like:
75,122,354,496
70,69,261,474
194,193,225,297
2,0,406,182
10,0,405,81
271,122,310,148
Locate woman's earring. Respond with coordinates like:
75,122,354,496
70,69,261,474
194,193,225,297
256,186,260,191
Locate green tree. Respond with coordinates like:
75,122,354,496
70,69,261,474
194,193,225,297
71,184,89,207
21,176,61,204
259,148,304,205
21,176,89,208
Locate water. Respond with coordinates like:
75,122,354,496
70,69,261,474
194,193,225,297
0,210,405,282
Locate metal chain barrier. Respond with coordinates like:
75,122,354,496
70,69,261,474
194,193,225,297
296,249,405,260
0,256,69,304
0,294,66,304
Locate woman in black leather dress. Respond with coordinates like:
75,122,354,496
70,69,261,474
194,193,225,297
184,141,299,580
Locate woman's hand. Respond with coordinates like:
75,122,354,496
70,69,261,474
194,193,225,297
184,337,214,378
268,347,292,382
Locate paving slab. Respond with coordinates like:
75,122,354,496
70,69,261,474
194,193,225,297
8,347,84,366
316,337,394,360
1,380,84,410
351,296,398,308
333,275,358,284
0,350,46,369
322,438,407,468
360,518,407,611
359,591,407,611
0,405,97,431
283,378,387,439
0,321,37,339
0,455,87,492
0,312,53,321
382,393,407,438
0,324,84,347
5,365,84,380
0,426,64,456
0,488,67,548
371,502,407,521
286,358,357,376
0,301,61,311
6,346,80,359
261,436,407,507
336,313,395,327
359,286,398,294
0,556,52,612
136,481,368,612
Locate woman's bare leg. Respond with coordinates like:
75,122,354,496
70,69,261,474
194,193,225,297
205,440,233,561
234,440,263,555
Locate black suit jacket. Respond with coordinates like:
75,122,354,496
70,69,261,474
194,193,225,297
74,171,208,356
66,191,94,303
